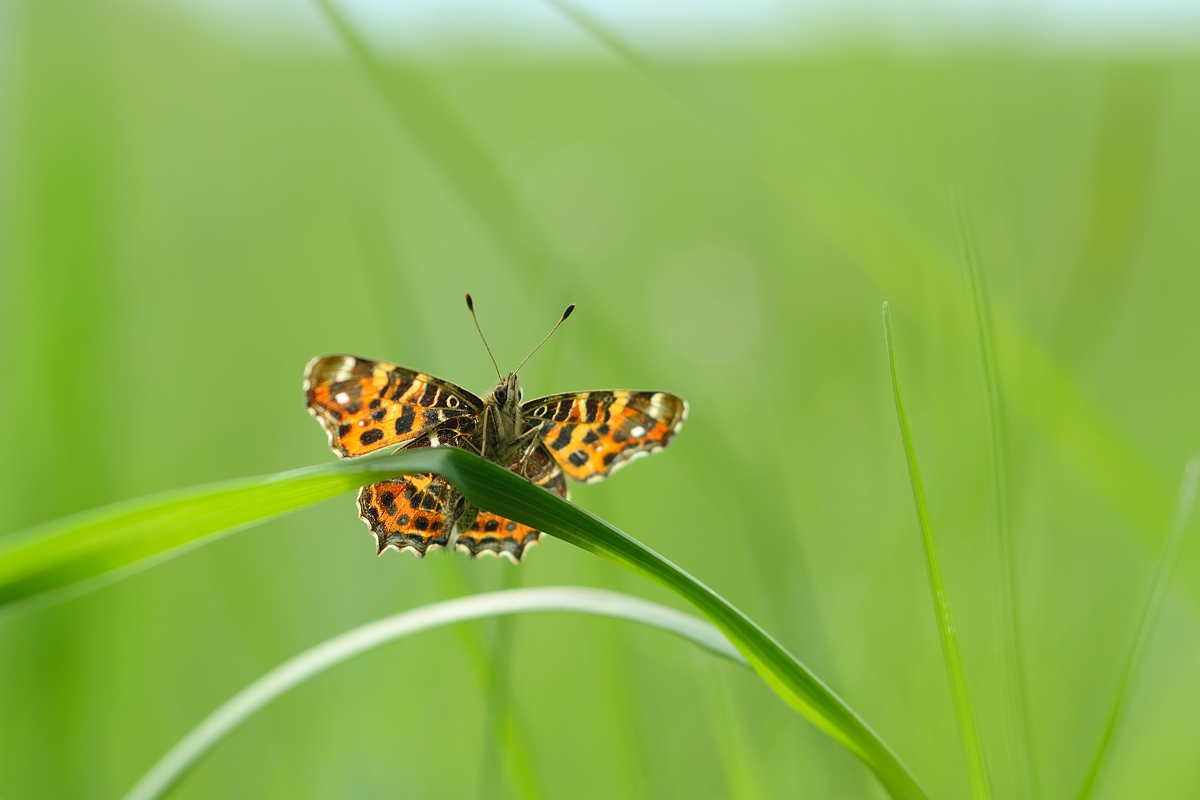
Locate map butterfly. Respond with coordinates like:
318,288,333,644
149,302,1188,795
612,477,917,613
304,296,688,562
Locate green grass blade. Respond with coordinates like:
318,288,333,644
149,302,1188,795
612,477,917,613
956,197,1037,800
1075,455,1200,800
120,586,746,800
884,302,993,800
2,441,926,798
432,561,543,800
0,455,439,609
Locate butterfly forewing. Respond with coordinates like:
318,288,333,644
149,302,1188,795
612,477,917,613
304,355,483,458
522,391,688,483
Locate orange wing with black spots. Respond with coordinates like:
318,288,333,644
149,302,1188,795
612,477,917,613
522,391,688,484
304,355,482,458
359,473,462,557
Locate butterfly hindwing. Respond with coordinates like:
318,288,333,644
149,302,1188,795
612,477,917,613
357,420,475,556
304,355,483,458
523,391,688,483
359,473,462,557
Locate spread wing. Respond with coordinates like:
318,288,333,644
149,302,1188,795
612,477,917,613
304,355,482,458
522,391,688,484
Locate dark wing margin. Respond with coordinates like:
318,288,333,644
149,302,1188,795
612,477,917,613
522,391,687,484
304,355,483,458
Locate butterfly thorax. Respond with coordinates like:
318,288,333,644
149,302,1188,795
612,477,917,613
477,372,528,464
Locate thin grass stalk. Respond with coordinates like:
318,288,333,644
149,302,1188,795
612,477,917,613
432,561,543,800
1075,455,1200,800
883,301,993,800
120,587,746,800
955,197,1037,800
479,570,539,800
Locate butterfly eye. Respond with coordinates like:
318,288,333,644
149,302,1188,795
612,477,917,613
494,386,508,405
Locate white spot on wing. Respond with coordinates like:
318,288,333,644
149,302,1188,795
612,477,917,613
630,425,646,438
333,356,356,382
334,392,350,404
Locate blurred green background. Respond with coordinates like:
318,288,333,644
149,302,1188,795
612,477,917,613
3,0,1200,797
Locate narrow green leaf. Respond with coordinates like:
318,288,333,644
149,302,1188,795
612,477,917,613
432,561,543,800
1076,455,1200,800
956,197,1037,800
1,442,927,799
121,586,746,800
883,302,993,800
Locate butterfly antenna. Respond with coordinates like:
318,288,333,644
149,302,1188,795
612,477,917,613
516,303,575,375
465,293,503,381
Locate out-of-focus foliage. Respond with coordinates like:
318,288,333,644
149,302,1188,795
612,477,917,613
3,0,1200,798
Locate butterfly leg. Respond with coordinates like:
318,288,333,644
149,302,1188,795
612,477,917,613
511,427,543,481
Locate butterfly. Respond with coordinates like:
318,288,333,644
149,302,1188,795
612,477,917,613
303,295,688,562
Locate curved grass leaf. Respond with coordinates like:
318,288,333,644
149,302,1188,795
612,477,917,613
884,302,993,800
0,444,926,799
399,451,928,800
122,586,743,800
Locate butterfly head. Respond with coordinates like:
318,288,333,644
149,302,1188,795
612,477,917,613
488,373,523,412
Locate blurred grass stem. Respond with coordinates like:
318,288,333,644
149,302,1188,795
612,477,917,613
956,197,1036,800
1075,455,1200,800
884,301,993,800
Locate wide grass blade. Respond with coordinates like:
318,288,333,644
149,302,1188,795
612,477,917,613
0,456,436,608
884,302,993,800
1075,455,1200,800
1,441,927,798
956,197,1037,800
121,587,746,800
